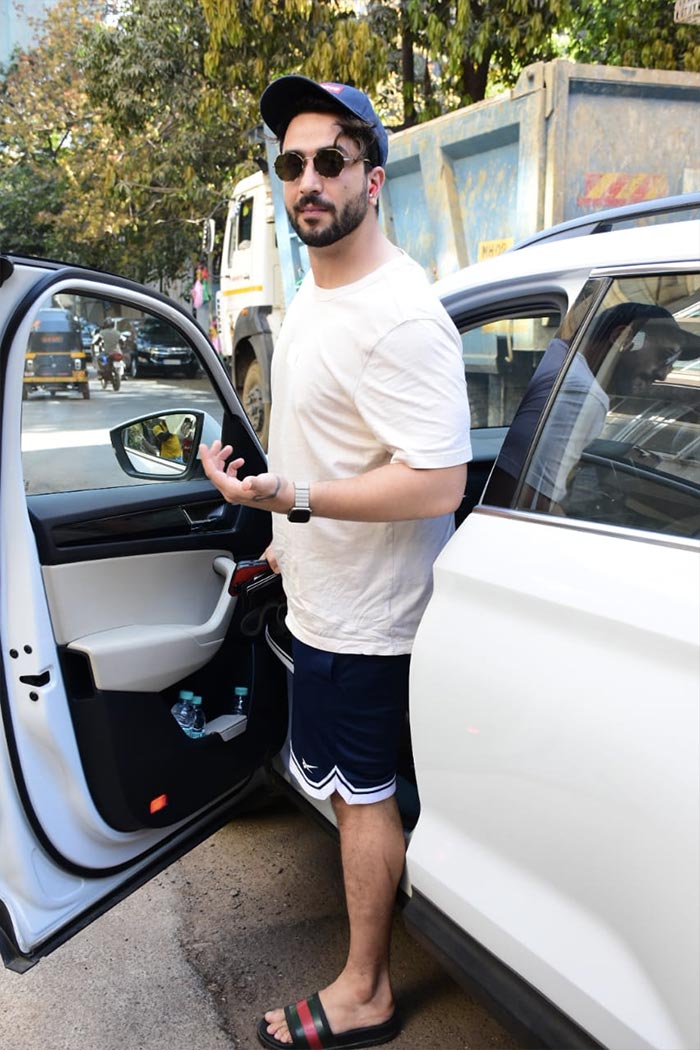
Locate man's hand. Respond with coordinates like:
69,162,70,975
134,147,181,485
199,440,289,506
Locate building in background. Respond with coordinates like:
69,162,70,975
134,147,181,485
1,0,60,67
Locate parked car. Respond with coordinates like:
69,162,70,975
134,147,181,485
77,317,99,352
1,212,698,1050
130,315,200,378
22,306,90,400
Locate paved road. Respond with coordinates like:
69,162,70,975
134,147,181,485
0,796,524,1050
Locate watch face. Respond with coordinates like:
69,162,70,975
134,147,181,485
287,508,312,523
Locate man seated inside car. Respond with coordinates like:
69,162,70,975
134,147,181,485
489,302,685,512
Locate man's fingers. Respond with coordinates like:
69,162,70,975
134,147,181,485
262,546,280,573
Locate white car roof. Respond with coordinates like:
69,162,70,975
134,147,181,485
435,219,700,301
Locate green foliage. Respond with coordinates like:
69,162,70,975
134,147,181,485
201,0,387,119
361,0,571,125
566,0,700,72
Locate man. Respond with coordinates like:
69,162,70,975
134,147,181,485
200,76,471,1049
492,301,684,511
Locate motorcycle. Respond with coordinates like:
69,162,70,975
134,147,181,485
92,334,126,391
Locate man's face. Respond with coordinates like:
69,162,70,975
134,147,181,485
612,320,682,396
280,111,373,249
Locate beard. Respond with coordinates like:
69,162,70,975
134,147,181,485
287,185,370,248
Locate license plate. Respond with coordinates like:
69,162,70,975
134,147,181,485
165,358,181,365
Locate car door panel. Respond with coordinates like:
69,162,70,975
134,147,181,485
1,263,288,969
42,548,236,648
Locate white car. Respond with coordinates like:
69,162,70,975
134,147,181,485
0,214,698,1050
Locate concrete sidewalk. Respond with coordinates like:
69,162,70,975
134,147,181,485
0,798,520,1050
0,870,234,1050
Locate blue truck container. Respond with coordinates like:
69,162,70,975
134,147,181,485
381,59,700,279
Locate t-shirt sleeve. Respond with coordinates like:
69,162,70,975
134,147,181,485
355,317,472,468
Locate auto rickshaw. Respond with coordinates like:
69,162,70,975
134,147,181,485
23,308,90,400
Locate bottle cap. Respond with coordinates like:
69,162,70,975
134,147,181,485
193,695,203,705
179,689,195,700
235,686,248,696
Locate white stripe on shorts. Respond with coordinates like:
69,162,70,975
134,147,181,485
289,746,396,805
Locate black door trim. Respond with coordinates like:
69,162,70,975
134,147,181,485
403,888,605,1050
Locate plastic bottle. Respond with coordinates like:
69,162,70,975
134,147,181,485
233,686,249,716
171,689,206,738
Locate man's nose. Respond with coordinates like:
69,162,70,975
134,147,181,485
297,156,324,193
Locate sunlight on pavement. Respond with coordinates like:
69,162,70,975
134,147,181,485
21,429,111,451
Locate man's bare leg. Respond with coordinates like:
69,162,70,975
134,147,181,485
263,793,405,1044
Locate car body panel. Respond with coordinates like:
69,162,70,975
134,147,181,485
408,510,699,1050
405,222,700,1049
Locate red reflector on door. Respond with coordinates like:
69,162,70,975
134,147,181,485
149,794,168,814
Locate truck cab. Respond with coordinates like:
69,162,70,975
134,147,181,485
216,158,310,448
217,172,285,446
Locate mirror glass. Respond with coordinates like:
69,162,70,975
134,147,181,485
120,413,198,476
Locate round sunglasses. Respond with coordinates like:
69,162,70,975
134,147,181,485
274,147,370,182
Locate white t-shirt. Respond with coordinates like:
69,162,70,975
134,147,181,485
268,252,471,655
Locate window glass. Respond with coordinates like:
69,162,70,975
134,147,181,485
21,291,224,495
460,311,561,429
513,273,700,539
237,197,253,247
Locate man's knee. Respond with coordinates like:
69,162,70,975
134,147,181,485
331,792,399,829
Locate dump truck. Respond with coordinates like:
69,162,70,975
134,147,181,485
214,59,700,445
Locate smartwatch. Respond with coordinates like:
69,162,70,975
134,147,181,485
287,482,312,523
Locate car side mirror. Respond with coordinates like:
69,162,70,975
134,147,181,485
110,409,220,480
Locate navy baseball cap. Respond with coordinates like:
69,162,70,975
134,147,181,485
260,76,388,167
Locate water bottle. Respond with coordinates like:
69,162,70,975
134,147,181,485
233,686,249,716
171,689,206,738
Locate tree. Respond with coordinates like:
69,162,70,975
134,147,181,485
201,0,571,130
566,0,700,72
363,0,572,126
0,0,201,281
200,0,387,126
80,0,243,281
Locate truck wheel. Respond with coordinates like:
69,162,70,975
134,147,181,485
242,360,269,448
22,386,28,402
81,383,90,400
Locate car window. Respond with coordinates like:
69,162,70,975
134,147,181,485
459,308,562,429
509,273,700,539
21,291,224,496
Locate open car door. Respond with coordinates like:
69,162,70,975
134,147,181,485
0,258,288,972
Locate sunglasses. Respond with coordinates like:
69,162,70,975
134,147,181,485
274,147,369,182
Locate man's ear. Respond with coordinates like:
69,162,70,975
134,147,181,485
368,166,385,202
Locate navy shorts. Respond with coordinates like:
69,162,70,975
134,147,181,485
289,638,410,805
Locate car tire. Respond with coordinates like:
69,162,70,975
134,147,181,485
242,360,269,449
185,363,199,379
130,356,140,378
